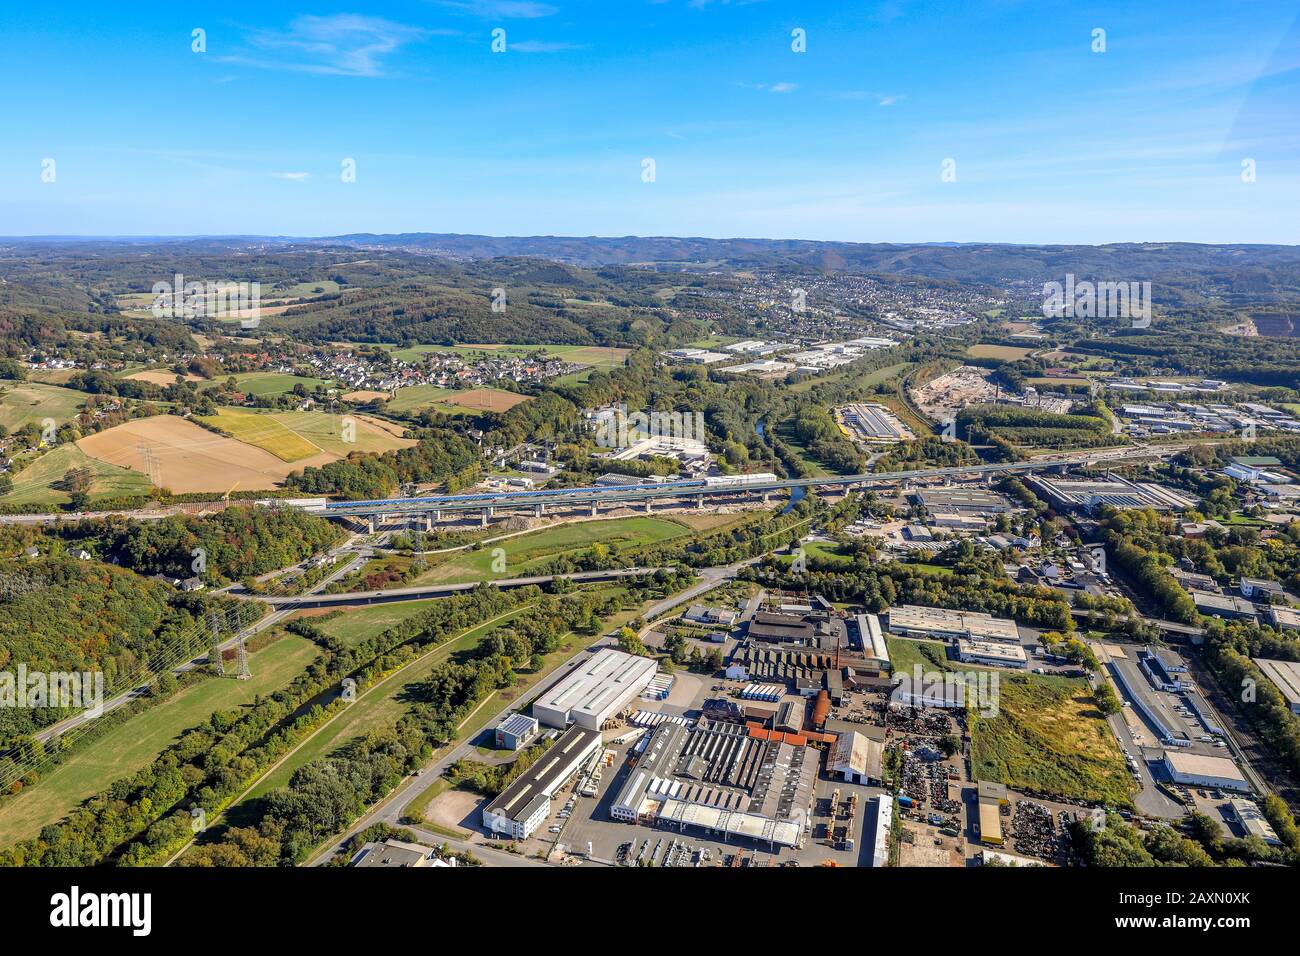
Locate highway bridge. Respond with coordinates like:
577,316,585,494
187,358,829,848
303,442,1192,525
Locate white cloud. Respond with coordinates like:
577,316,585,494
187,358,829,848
271,172,311,182
438,1,558,18
223,14,433,77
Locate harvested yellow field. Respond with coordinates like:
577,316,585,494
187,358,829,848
123,369,205,385
76,415,335,492
437,388,532,413
341,390,392,404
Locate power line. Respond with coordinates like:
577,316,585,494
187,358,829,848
0,604,252,794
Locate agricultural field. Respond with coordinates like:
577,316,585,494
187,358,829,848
122,369,205,386
0,443,151,507
412,516,690,585
340,390,392,404
382,383,455,413
76,411,413,493
966,344,1036,361
969,672,1134,808
203,372,334,397
197,408,411,462
0,634,319,846
0,382,87,431
272,279,340,298
430,387,532,414
196,408,323,462
76,415,314,492
268,410,412,455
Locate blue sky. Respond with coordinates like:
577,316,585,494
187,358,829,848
1,0,1297,243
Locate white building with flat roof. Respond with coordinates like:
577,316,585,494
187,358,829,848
482,725,603,839
533,648,658,730
958,639,1028,669
1162,750,1251,792
887,605,1020,643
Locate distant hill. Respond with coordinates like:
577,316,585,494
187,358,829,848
311,233,1300,285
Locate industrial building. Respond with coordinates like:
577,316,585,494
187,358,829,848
533,648,658,730
1028,475,1197,513
351,839,440,868
1269,606,1300,632
609,718,817,849
494,713,540,751
837,402,915,443
746,610,817,644
976,781,1008,846
887,605,1020,643
482,725,603,839
1190,589,1258,621
1109,656,1191,747
1229,798,1282,846
1162,750,1251,792
1183,689,1225,736
869,796,893,867
1138,649,1192,691
913,487,1015,515
957,638,1028,669
826,730,884,784
1254,658,1300,715
852,613,891,672
681,604,738,628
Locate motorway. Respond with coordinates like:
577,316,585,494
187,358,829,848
315,443,1193,518
232,567,670,608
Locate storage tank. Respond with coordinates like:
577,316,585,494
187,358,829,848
811,690,831,728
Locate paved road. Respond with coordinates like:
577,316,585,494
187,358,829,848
307,634,616,867
234,566,670,608
307,555,761,867
638,559,758,624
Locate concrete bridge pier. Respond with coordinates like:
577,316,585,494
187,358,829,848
696,495,705,510
644,500,653,513
366,516,376,535
590,503,598,517
480,509,490,527
536,503,546,518
424,515,434,532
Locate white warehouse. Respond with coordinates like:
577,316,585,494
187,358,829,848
533,648,658,730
